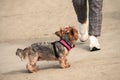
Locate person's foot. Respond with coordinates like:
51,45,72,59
89,36,101,51
79,22,88,42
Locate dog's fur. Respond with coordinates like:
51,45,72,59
16,26,78,73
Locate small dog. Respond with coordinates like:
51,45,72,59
16,26,78,73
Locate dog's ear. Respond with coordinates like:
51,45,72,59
70,28,78,40
55,28,63,38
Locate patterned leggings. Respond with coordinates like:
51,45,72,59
72,0,103,36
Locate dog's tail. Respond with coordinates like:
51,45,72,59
16,47,30,61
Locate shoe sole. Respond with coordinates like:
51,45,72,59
90,47,101,51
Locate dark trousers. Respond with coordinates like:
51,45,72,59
72,0,103,36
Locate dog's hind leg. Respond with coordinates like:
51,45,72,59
26,54,38,73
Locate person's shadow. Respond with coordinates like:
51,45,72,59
75,42,89,51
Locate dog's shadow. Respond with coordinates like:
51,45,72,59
3,64,60,75
3,69,28,75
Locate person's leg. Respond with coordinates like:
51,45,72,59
72,0,88,42
88,0,103,51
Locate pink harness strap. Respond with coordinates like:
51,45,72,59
59,39,72,51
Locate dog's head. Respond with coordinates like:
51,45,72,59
55,26,78,47
55,26,78,40
68,26,78,41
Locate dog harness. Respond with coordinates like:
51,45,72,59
52,42,59,58
59,39,72,51
52,39,72,58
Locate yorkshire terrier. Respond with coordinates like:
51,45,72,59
16,26,78,73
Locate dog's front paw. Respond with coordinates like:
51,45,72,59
65,63,70,68
60,64,70,69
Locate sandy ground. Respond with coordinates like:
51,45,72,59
0,0,120,80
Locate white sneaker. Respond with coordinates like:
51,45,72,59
79,22,88,42
89,36,101,51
